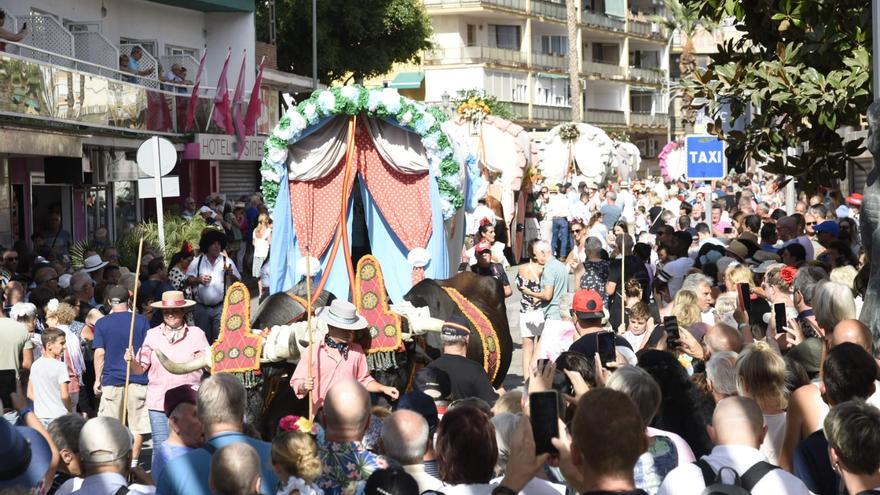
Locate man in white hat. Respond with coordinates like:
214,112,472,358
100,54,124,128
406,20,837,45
70,417,154,494
290,299,399,411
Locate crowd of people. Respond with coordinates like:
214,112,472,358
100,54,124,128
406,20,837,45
3,168,880,495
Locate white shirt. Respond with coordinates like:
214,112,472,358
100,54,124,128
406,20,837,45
657,257,695,298
657,444,811,495
404,464,443,493
31,356,69,422
185,254,241,305
69,472,155,495
546,194,571,220
760,412,786,465
569,201,589,223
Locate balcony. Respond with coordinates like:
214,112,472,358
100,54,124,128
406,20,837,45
425,46,526,67
627,18,668,40
423,0,527,12
581,11,625,32
531,0,567,20
532,104,571,122
630,112,668,127
0,48,218,135
583,60,626,79
531,51,568,71
585,109,627,125
628,67,665,84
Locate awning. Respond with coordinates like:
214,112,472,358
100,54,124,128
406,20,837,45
535,72,568,80
389,72,425,89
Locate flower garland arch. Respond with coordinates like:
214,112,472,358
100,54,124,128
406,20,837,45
260,85,462,219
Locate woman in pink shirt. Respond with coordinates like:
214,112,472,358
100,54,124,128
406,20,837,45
125,290,208,469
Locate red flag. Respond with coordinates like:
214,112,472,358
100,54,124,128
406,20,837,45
211,50,232,134
184,50,207,131
231,51,247,156
243,58,266,137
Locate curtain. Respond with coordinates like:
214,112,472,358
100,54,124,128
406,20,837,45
605,0,626,18
287,115,349,181
364,117,430,174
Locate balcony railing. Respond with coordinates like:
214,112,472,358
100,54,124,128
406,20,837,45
0,48,220,135
628,66,665,84
532,104,571,122
531,0,567,20
630,112,668,127
531,51,567,71
425,46,526,66
627,18,667,39
585,109,626,125
423,0,527,11
583,60,626,79
581,11,625,31
509,102,529,121
14,14,75,69
73,31,119,79
120,44,160,89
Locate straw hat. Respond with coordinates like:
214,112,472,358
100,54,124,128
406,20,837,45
316,299,368,331
150,291,196,310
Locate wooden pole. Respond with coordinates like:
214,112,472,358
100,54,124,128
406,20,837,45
620,234,625,333
305,253,314,421
122,238,145,426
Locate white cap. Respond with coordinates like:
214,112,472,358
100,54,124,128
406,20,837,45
79,417,133,464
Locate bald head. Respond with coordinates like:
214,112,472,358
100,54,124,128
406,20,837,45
710,396,765,448
704,323,744,354
831,319,874,356
210,442,261,495
323,379,370,438
381,410,430,465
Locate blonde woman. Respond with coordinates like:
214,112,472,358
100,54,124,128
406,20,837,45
252,213,273,297
271,429,323,495
736,342,788,464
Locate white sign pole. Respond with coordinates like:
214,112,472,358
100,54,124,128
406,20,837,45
152,137,166,251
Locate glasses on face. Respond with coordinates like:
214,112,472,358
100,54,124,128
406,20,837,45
806,222,816,226
570,228,583,234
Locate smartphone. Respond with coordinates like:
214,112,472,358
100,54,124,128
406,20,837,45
22,22,27,29
529,391,560,455
536,358,551,371
774,302,787,333
596,332,616,367
724,227,733,234
664,316,680,348
0,370,16,411
737,283,752,313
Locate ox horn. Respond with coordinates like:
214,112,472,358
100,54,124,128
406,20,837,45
286,327,301,362
156,349,210,375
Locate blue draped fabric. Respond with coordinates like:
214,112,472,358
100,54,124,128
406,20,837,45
268,115,453,302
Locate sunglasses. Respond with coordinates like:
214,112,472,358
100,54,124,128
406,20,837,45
570,228,583,234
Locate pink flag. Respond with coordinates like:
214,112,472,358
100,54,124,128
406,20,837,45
211,50,232,134
231,51,247,157
242,58,266,137
183,50,207,131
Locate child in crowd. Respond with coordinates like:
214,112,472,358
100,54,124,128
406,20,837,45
28,327,72,426
621,302,658,352
271,429,323,495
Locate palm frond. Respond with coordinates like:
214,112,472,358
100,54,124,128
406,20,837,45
117,215,210,269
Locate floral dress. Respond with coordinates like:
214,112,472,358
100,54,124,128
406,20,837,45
580,259,610,305
314,423,389,495
515,273,542,313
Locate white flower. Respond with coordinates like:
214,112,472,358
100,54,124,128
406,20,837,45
260,168,280,182
303,103,318,124
440,198,454,220
276,123,297,141
289,110,308,133
414,112,436,135
379,88,401,114
367,90,382,111
420,132,439,151
445,169,461,189
317,91,336,113
267,147,288,165
399,111,413,125
47,298,60,313
341,85,359,102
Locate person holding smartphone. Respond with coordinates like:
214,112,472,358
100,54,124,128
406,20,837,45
567,289,634,366
0,9,27,52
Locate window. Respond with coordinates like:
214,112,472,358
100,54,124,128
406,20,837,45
540,35,568,56
466,24,477,47
630,50,659,69
165,45,199,58
591,43,620,64
630,90,655,113
488,24,521,50
120,37,158,57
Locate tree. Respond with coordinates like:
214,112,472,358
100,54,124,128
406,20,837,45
655,0,716,129
566,0,582,121
682,0,871,189
262,0,433,84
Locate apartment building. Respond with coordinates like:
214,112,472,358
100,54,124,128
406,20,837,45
0,0,311,248
421,0,671,163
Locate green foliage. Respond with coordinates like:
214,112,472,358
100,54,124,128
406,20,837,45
117,215,210,269
654,0,715,38
450,89,514,121
264,0,433,84
683,0,871,190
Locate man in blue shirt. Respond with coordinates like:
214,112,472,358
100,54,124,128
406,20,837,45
157,374,278,495
600,191,623,230
92,285,151,466
521,240,569,321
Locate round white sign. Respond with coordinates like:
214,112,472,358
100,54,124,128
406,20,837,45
137,136,177,177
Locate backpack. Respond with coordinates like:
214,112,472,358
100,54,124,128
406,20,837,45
695,458,777,495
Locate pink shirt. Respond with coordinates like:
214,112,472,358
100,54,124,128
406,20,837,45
290,341,375,411
136,324,209,412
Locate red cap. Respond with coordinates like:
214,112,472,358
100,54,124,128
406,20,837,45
475,241,492,254
846,193,863,206
571,289,604,319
